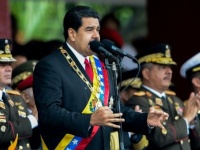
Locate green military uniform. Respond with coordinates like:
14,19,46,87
126,88,200,150
0,39,34,150
0,90,32,150
12,61,41,150
126,44,200,150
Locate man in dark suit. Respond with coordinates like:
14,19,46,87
33,6,169,150
0,38,38,150
126,44,200,150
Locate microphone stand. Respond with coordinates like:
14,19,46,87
112,61,125,150
104,56,124,150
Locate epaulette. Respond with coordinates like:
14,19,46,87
165,90,176,96
6,90,21,95
133,91,146,96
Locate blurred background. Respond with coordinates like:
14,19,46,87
0,0,200,100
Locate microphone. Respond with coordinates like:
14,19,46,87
101,39,137,62
89,40,117,60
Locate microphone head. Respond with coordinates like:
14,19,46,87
101,39,115,51
89,40,103,53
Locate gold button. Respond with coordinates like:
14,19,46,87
1,126,6,132
162,129,167,135
175,116,179,120
180,140,183,145
19,145,23,149
26,143,30,148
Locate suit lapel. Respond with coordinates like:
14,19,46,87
62,43,92,84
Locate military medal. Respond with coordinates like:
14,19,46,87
148,99,154,106
18,110,26,118
167,97,173,104
0,102,5,109
0,119,6,123
155,98,163,106
8,99,14,107
18,105,24,110
175,102,183,116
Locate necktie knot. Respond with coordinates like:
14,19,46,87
161,96,166,101
84,58,93,82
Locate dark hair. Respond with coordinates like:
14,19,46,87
140,62,154,79
63,5,100,40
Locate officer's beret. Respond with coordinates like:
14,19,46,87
11,60,38,89
180,52,200,79
136,44,177,65
17,75,33,91
100,28,124,48
0,38,16,62
120,68,141,90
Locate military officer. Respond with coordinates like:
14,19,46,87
119,68,148,150
11,60,38,90
180,52,200,150
180,52,200,95
119,68,142,105
0,38,38,150
126,44,200,150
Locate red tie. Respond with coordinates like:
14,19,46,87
84,58,93,82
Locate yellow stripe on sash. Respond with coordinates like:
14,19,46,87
41,136,48,150
55,134,75,150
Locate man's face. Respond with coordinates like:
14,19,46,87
68,17,100,56
0,63,12,89
143,64,172,92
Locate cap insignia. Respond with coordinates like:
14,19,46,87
5,44,10,54
165,48,171,58
5,39,8,44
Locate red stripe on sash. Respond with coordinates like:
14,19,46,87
101,61,110,106
75,126,99,150
75,61,110,150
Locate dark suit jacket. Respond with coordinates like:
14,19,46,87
0,91,32,150
126,86,200,150
33,43,150,150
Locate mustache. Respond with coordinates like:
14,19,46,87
163,75,172,80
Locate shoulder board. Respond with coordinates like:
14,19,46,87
165,90,176,96
6,90,21,95
133,91,146,96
